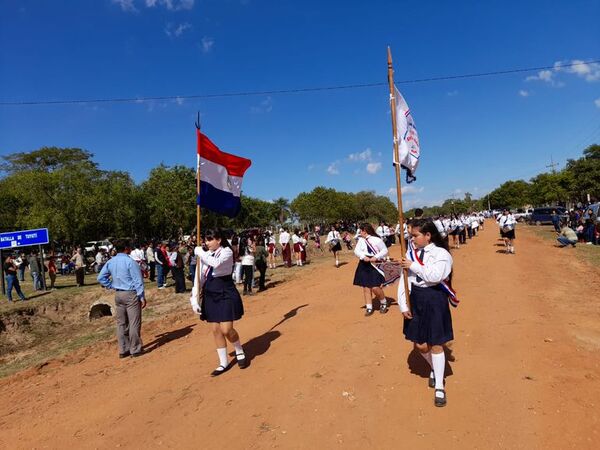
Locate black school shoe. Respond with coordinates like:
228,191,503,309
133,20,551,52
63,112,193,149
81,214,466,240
211,365,228,377
434,389,447,407
119,351,130,359
379,303,389,314
428,371,435,388
365,308,374,317
237,354,248,369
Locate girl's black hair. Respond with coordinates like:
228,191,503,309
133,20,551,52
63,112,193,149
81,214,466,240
409,219,450,253
204,229,231,249
359,222,376,236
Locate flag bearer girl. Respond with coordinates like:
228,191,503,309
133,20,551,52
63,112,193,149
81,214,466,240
190,229,247,377
353,223,389,316
398,219,454,407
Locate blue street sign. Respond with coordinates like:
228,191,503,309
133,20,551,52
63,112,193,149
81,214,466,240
0,228,50,249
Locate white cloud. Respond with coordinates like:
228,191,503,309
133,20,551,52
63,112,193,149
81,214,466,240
201,36,214,53
453,188,462,195
447,90,459,97
348,148,372,162
307,164,316,171
250,96,273,114
401,185,424,195
174,96,185,106
327,162,340,175
165,22,191,38
113,0,138,12
525,59,600,87
519,89,530,97
555,59,600,82
595,98,600,109
146,0,194,10
366,162,382,174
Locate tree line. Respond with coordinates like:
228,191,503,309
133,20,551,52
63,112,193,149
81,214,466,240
1,144,597,245
404,144,599,218
0,147,398,245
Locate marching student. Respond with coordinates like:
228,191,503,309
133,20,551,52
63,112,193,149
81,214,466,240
190,229,247,376
498,209,517,254
279,228,292,268
353,223,389,316
398,219,454,407
325,225,343,267
449,214,461,249
267,232,277,268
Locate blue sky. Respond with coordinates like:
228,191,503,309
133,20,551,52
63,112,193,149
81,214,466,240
1,0,599,209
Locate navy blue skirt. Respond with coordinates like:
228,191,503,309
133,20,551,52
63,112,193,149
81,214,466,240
403,284,453,345
353,260,384,288
202,275,244,323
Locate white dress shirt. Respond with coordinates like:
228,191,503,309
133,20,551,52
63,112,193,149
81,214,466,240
279,231,290,245
325,231,341,243
397,243,453,312
354,235,388,260
498,214,516,230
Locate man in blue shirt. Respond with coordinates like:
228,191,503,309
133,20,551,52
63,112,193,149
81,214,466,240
98,239,147,358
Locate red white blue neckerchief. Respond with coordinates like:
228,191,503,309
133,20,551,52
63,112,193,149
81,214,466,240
407,240,460,308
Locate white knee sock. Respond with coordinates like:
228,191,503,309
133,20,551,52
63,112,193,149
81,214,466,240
432,352,445,393
366,303,373,310
380,297,387,306
216,347,228,368
420,351,432,368
233,340,244,358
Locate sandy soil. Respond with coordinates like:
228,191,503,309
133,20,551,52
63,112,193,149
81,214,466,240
1,222,599,449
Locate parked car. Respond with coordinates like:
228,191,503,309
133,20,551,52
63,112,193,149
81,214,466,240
530,207,568,225
84,239,113,253
512,208,533,222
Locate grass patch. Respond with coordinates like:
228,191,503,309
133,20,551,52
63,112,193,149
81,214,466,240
523,224,600,266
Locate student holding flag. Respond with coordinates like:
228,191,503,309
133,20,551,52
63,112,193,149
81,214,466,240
193,126,252,376
190,230,248,376
398,219,456,407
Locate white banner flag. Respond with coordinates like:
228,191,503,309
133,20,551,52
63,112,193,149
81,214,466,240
393,86,420,182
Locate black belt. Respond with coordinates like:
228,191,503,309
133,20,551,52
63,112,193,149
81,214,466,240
115,288,136,292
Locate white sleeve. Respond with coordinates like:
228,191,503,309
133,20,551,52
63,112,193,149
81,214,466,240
371,238,389,260
197,247,227,268
354,239,367,260
397,272,411,313
409,252,452,284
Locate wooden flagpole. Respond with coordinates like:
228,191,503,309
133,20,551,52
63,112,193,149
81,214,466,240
387,46,411,311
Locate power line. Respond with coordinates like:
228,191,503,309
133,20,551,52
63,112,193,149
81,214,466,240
1,59,598,107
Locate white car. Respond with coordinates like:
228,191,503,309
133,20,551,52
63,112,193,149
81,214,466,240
84,240,113,253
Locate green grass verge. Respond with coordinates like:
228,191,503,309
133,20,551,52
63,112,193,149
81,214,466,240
524,224,600,266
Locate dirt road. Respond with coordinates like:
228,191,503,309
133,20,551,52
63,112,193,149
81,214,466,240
1,223,599,449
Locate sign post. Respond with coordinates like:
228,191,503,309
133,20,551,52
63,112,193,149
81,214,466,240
0,228,50,296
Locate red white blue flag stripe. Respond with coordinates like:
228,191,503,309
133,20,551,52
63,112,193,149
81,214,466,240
407,240,460,308
197,130,252,218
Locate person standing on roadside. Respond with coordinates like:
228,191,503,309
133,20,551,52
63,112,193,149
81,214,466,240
71,247,85,286
28,251,42,290
97,239,147,358
47,256,57,290
4,255,26,302
146,242,156,282
154,242,167,289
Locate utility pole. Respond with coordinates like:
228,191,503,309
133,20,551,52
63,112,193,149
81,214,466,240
546,155,559,174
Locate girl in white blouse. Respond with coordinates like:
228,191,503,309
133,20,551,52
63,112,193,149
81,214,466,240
353,223,389,316
398,219,454,407
190,229,247,377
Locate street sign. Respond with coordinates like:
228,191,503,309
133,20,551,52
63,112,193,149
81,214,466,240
0,228,50,249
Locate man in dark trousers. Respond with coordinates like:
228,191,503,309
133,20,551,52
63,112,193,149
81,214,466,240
97,239,147,358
